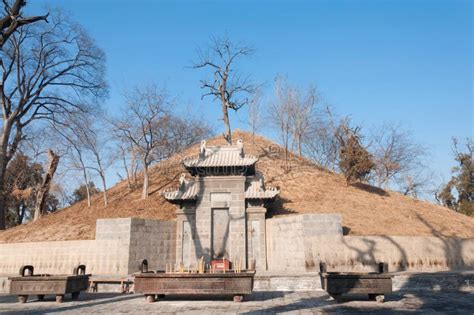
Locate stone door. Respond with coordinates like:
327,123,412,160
211,208,230,259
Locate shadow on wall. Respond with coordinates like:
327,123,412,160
266,196,297,218
331,213,473,311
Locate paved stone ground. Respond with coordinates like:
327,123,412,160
0,290,473,314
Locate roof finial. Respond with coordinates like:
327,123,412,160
179,173,186,191
237,139,244,158
199,140,206,159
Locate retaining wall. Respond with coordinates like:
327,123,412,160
266,215,474,273
0,218,176,277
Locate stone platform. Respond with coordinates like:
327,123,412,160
1,289,473,314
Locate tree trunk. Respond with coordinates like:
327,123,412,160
0,120,14,230
222,103,232,145
141,159,149,199
100,173,108,206
85,178,91,207
298,134,302,157
78,158,91,207
34,150,60,222
95,157,108,206
17,203,26,225
0,179,6,230
121,153,131,189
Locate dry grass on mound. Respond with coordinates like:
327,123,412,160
1,130,473,243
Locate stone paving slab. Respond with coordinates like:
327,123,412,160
0,290,473,314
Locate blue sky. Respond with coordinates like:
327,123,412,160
28,0,472,188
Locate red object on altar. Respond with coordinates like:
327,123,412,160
211,259,231,271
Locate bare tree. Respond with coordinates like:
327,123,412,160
193,36,257,144
112,84,171,199
248,91,262,147
303,106,341,170
0,0,48,48
269,76,294,170
269,76,319,166
116,141,138,190
83,128,110,206
289,86,317,157
369,123,427,189
53,120,94,207
112,84,213,199
68,114,112,206
0,11,107,229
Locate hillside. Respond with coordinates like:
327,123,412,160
1,130,473,243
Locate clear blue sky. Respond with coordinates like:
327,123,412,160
28,0,472,187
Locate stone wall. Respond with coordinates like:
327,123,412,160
308,235,474,272
127,219,176,272
0,218,176,277
266,214,342,272
266,214,474,273
0,239,130,276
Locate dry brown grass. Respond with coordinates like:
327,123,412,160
1,130,473,243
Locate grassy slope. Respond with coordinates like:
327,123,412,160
1,130,473,243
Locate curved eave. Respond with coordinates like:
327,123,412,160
244,191,280,200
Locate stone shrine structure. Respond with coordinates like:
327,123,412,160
162,139,279,270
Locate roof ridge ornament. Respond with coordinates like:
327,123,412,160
237,139,244,158
199,140,206,160
179,173,186,191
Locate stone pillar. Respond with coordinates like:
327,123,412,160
246,206,267,271
176,206,196,267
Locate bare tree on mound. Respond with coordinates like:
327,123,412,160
112,84,171,200
369,122,427,190
269,75,320,169
193,36,257,145
59,112,111,207
248,90,262,147
0,0,48,49
303,106,342,171
112,84,213,199
0,11,108,229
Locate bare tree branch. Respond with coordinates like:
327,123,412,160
193,36,257,144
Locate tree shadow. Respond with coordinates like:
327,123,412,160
0,293,139,314
333,216,472,311
351,182,389,196
265,196,297,218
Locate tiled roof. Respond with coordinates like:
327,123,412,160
182,140,258,168
162,174,198,200
245,178,279,199
162,176,279,201
162,181,198,200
